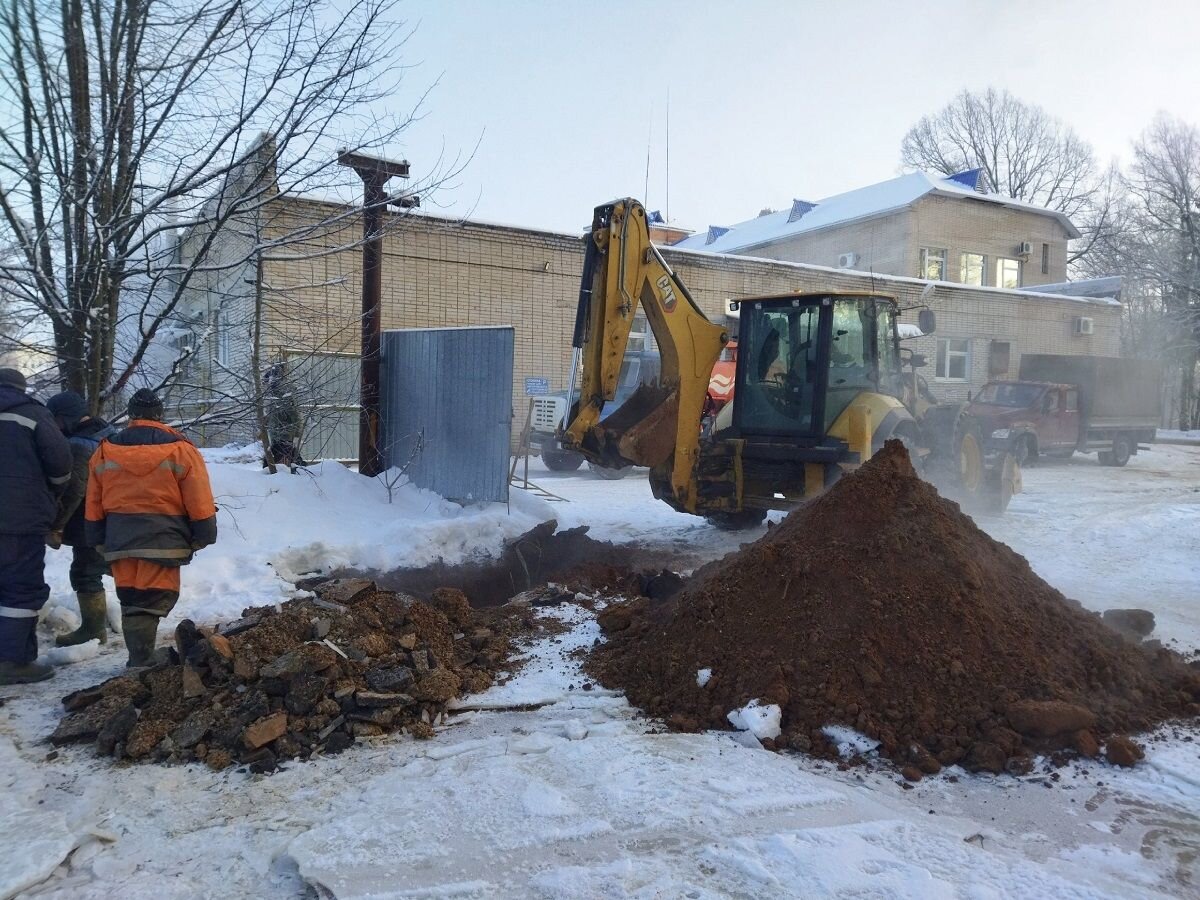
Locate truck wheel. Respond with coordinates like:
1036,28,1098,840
588,462,628,480
1100,436,1132,467
542,450,583,472
706,510,768,531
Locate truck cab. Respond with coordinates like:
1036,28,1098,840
968,381,1080,464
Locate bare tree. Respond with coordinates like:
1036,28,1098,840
1119,115,1200,429
901,88,1109,264
0,0,420,414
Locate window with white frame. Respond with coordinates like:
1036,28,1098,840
996,257,1021,289
627,315,647,353
919,247,947,281
935,338,970,381
959,252,986,286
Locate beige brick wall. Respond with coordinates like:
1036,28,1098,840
730,195,1070,288
909,195,1069,287
170,215,259,433
182,197,1119,449
747,211,912,276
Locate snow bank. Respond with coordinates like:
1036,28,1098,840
41,457,555,628
1157,429,1200,444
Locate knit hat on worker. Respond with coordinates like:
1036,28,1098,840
127,388,164,421
0,368,27,391
47,391,89,427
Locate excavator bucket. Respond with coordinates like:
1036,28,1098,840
590,383,679,469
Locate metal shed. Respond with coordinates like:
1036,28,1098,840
380,326,514,504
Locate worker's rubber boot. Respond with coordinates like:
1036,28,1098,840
122,613,160,668
56,592,109,647
0,660,55,684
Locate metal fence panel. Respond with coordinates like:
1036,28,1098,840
381,326,514,504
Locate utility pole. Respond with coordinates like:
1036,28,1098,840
337,150,416,476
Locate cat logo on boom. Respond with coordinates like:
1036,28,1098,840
657,274,678,312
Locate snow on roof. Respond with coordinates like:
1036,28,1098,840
665,243,1122,307
1021,276,1122,299
673,172,1082,254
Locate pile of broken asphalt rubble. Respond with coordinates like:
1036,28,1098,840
590,440,1200,778
50,581,531,772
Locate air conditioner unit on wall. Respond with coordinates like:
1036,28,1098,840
837,252,859,269
1017,241,1033,256
1073,316,1094,336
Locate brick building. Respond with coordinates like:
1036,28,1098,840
162,184,1121,457
672,169,1079,290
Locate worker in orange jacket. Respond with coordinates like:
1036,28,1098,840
85,390,217,666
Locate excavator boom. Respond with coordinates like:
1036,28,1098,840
561,199,728,512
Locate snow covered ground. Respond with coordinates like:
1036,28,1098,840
985,445,1200,652
1,445,1198,898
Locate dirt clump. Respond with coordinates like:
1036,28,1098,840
52,581,535,770
589,440,1200,774
1104,735,1145,767
1102,608,1156,642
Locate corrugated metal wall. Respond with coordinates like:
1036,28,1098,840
381,327,514,504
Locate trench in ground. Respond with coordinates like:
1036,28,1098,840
298,521,691,607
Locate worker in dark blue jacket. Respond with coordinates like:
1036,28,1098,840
0,368,73,684
46,391,116,648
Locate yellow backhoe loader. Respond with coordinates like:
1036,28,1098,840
560,198,1020,528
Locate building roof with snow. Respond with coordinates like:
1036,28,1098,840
673,171,1082,254
1019,276,1122,300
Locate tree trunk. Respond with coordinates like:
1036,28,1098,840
1181,351,1197,431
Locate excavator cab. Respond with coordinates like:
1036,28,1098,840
723,295,905,441
560,198,1017,526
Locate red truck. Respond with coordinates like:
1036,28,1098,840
968,354,1161,467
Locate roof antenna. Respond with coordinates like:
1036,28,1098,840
644,103,653,206
665,88,671,223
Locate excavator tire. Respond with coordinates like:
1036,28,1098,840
705,509,768,531
981,450,1021,515
923,405,987,503
542,449,584,472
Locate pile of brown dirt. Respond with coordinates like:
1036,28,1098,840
589,441,1200,775
51,580,534,771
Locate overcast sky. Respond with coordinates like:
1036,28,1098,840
386,0,1200,235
